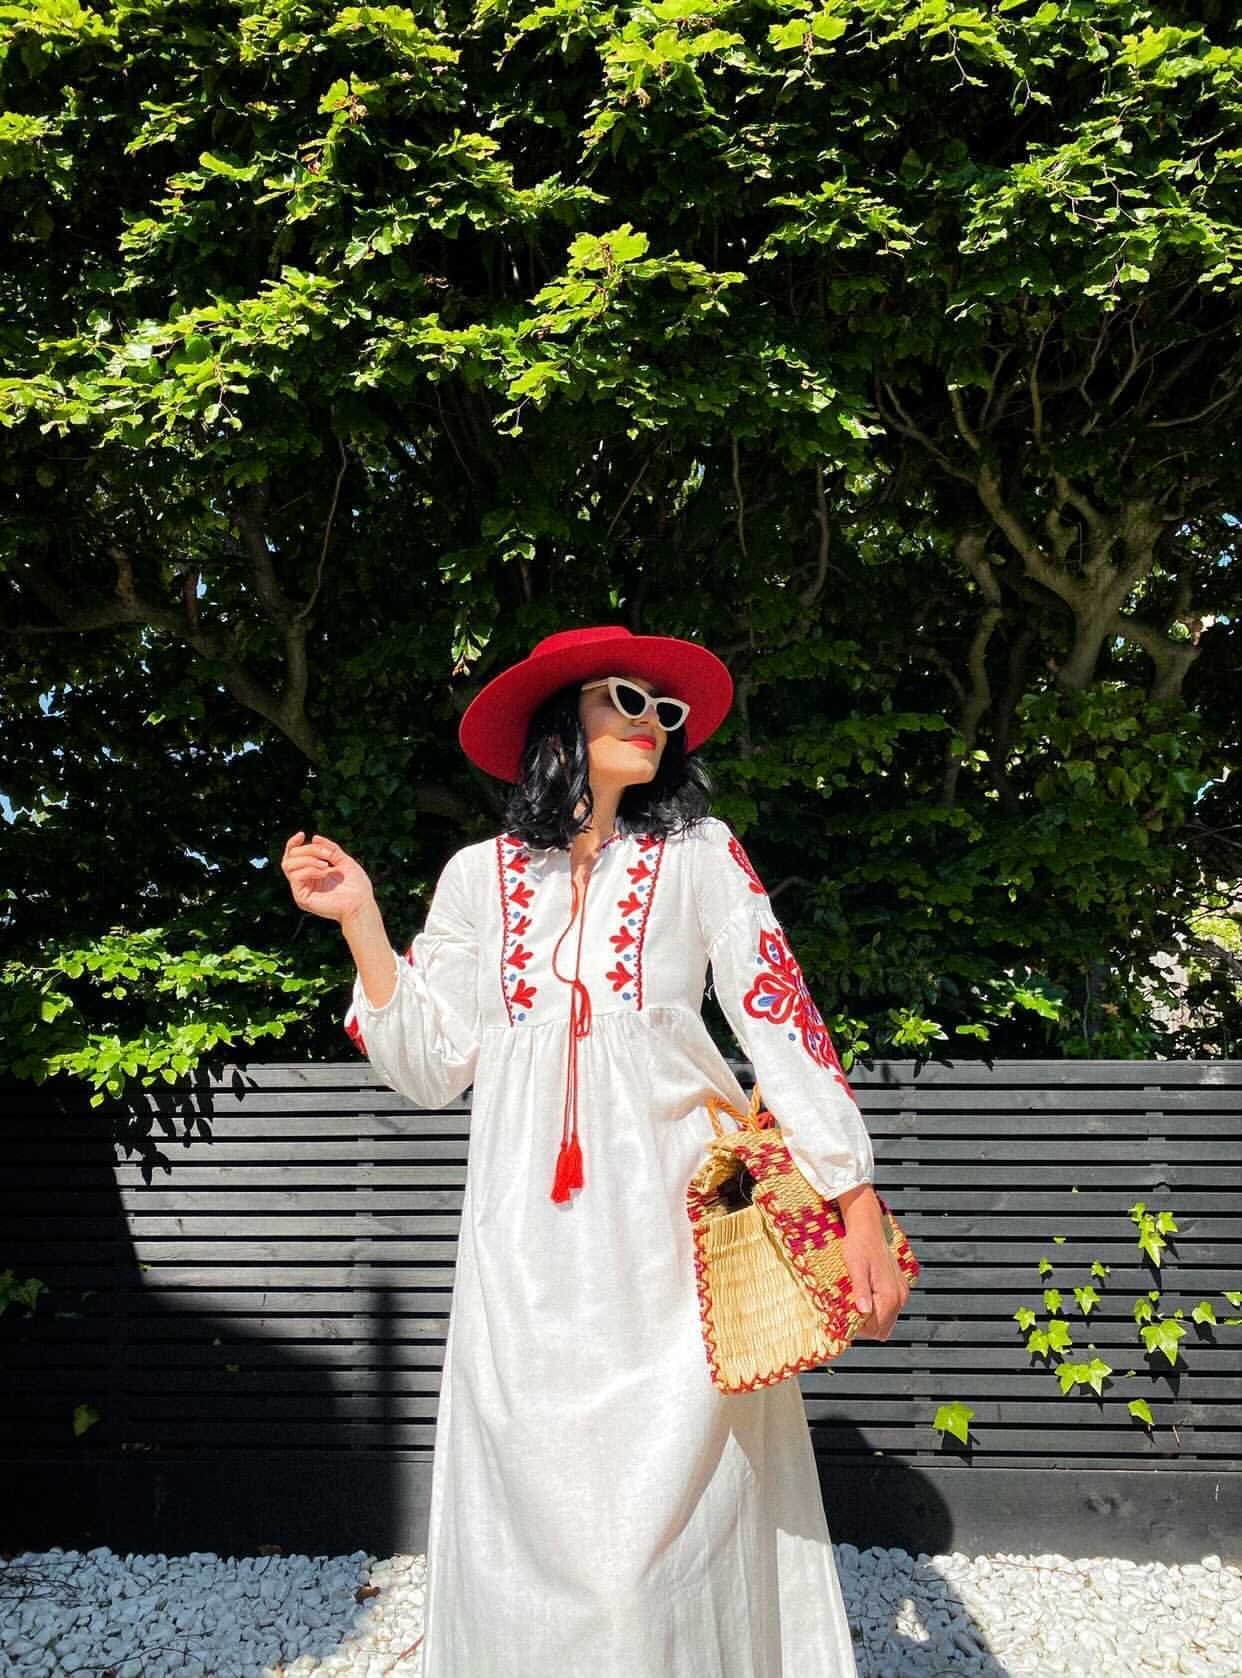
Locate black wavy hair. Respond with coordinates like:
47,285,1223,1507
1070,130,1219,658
500,678,715,852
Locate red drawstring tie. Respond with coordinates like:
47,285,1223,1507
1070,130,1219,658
550,867,594,1202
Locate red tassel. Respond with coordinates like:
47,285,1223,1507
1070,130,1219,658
565,1132,583,1190
550,1133,583,1202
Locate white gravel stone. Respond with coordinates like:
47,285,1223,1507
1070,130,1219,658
0,1545,1238,1675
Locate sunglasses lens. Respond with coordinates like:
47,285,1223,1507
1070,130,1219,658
656,700,686,730
615,681,650,718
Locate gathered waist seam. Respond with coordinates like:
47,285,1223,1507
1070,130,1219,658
481,1002,703,1036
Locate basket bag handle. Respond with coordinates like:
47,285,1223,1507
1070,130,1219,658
704,1085,773,1139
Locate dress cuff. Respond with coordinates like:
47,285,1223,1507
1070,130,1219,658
353,947,403,1018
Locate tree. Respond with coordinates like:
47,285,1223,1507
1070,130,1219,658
1,0,1239,1102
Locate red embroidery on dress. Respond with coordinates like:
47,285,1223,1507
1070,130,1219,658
497,833,539,1023
727,834,767,895
603,834,664,1003
741,925,856,1097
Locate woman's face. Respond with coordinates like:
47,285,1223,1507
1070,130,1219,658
576,673,667,785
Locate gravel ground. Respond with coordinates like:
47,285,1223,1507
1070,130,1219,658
1,1543,1238,1677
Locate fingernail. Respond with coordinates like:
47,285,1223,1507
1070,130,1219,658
857,1298,871,1312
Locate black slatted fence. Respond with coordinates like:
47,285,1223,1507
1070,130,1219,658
2,1059,1238,1561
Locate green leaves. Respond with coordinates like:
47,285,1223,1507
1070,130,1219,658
1130,1200,1178,1268
198,151,259,181
570,223,649,271
765,7,852,54
932,1401,974,1445
988,1204,1239,1451
1025,1317,1073,1359
1116,26,1203,73
0,928,340,1103
72,1402,100,1438
0,1267,46,1316
1139,1316,1186,1368
1055,1356,1112,1397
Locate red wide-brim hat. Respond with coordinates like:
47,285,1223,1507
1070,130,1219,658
458,624,734,783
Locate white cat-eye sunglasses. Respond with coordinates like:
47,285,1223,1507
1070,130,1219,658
580,676,690,732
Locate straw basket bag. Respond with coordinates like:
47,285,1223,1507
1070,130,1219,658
686,1084,920,1394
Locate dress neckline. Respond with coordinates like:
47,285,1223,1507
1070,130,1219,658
508,829,629,860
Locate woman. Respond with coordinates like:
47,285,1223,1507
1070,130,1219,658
281,623,909,1678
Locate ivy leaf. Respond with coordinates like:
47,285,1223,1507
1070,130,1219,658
73,1403,101,1437
932,1402,974,1445
1140,1318,1186,1367
1045,1318,1073,1354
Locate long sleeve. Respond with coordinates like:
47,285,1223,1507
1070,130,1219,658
693,817,874,1202
343,846,481,1109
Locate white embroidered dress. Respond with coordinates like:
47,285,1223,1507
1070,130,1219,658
345,815,875,1678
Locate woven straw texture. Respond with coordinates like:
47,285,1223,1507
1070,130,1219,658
687,1087,921,1393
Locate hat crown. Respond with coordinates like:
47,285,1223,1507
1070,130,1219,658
530,626,634,660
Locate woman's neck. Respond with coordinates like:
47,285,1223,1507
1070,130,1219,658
570,792,621,867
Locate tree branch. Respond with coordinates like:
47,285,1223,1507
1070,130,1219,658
6,540,323,762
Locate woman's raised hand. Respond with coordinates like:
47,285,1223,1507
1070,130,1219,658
281,832,375,924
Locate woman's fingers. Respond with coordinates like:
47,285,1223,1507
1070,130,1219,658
281,832,345,910
856,1252,908,1341
873,1272,910,1340
282,833,340,870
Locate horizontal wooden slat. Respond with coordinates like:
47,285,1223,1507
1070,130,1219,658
1,1417,1237,1458
9,1367,1242,1411
7,1209,1241,1241
0,1181,1235,1215
62,1056,1242,1089
3,1389,1233,1432
4,1267,1234,1304
16,1092,1242,1127
9,1336,1242,1373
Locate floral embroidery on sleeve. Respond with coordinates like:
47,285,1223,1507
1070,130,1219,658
604,834,664,1003
741,925,856,1099
728,834,767,896
497,833,540,1022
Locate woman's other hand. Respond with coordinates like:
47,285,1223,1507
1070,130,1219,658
281,832,375,924
836,1184,911,1341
